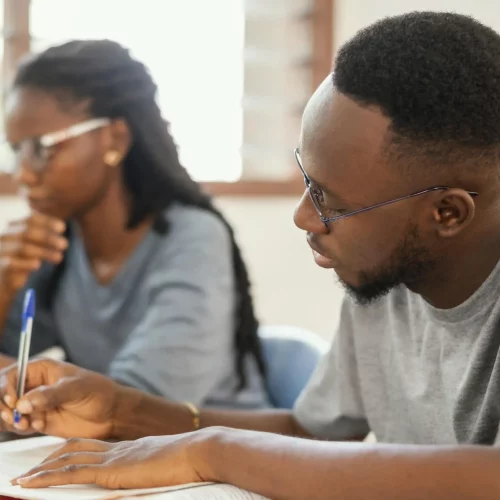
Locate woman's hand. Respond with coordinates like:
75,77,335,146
0,358,121,439
11,431,216,490
0,213,67,295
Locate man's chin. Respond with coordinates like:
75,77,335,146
336,274,395,306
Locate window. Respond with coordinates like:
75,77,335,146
0,0,333,194
31,0,244,182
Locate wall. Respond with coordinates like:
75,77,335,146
334,0,500,50
0,196,344,341
218,197,344,340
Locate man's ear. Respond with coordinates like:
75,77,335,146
431,189,476,238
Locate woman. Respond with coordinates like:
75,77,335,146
0,39,268,409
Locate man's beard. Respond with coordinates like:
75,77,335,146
338,225,437,306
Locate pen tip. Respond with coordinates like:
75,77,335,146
13,410,20,424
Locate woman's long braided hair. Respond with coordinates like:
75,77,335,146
14,39,266,389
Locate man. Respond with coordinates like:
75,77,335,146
1,11,500,499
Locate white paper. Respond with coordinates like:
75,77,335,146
123,484,269,500
0,436,268,499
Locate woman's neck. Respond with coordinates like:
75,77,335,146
74,179,153,265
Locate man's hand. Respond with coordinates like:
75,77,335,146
0,213,67,295
0,359,121,439
9,428,500,500
10,431,215,490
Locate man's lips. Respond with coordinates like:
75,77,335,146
306,236,336,269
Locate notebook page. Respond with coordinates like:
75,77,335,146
125,483,269,499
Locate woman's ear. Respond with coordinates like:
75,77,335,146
102,118,131,167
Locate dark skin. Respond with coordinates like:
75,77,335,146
296,80,500,308
0,86,154,369
1,78,500,498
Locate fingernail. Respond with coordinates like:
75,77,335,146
32,420,43,431
16,477,29,485
4,395,12,407
1,410,10,422
17,400,32,413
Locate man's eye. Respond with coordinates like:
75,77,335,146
324,207,347,217
310,186,324,205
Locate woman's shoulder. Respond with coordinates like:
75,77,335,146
162,203,231,248
143,204,234,288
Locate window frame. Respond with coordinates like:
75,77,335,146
0,0,334,197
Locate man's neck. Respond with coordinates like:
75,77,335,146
409,233,500,309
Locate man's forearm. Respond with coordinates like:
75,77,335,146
112,385,309,440
199,428,500,500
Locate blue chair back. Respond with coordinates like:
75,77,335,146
260,326,328,409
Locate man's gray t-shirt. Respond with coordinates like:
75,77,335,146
1,204,269,409
295,259,500,445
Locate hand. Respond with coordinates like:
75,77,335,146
0,359,121,439
11,431,216,489
0,213,67,295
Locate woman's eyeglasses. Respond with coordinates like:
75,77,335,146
0,117,111,174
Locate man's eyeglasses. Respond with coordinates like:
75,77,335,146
294,148,479,227
0,117,111,174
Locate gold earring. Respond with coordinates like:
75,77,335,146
104,150,120,167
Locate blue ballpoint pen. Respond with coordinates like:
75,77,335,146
13,289,36,424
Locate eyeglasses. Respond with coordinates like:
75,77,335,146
0,117,111,174
294,148,479,227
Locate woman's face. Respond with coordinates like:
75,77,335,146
4,86,120,220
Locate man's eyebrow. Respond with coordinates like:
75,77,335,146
297,148,351,204
306,168,350,204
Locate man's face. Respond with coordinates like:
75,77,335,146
294,80,440,305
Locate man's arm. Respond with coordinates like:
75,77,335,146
112,384,311,439
202,428,500,500
10,426,500,498
0,359,312,439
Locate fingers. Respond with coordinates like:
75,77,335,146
8,213,66,236
0,256,42,271
1,242,64,265
0,369,17,409
0,359,54,406
15,463,101,488
15,451,105,481
0,214,67,264
0,359,68,432
12,438,111,487
20,377,82,414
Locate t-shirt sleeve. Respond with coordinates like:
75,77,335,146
108,210,236,405
293,296,370,440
